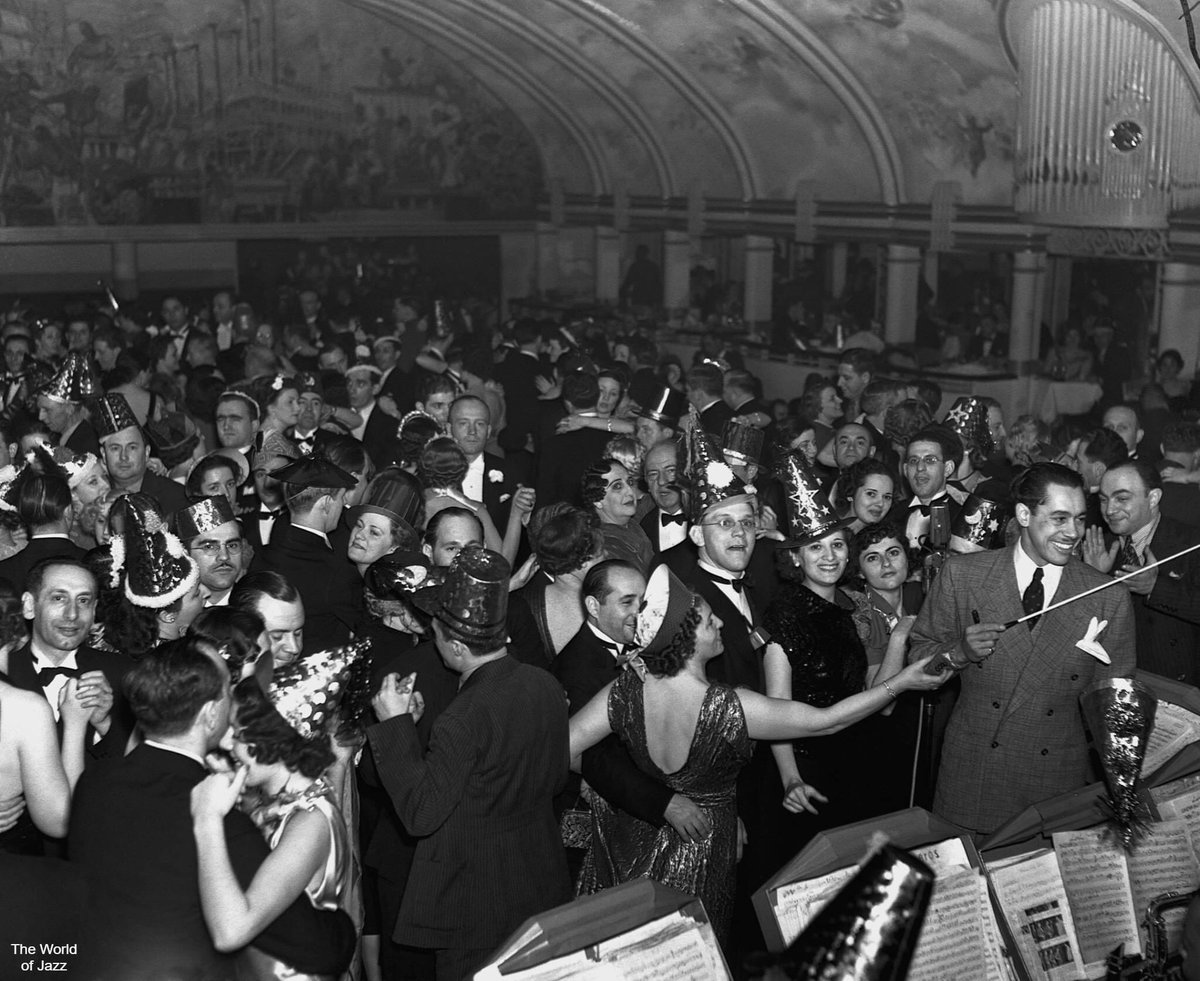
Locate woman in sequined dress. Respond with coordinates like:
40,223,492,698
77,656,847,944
568,564,948,945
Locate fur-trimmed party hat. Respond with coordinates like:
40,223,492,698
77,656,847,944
94,393,141,440
943,396,994,457
267,639,371,740
112,497,198,608
948,494,1010,554
777,449,853,547
40,352,99,404
680,407,756,522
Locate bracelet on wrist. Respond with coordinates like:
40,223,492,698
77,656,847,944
882,679,898,700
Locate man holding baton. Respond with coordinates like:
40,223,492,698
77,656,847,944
909,462,1135,837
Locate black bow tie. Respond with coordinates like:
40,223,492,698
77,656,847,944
707,572,750,593
596,636,625,656
259,508,283,520
909,501,931,516
37,664,79,685
660,511,687,527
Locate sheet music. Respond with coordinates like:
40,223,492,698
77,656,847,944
907,868,992,981
989,849,1086,981
980,876,1021,981
1141,700,1200,776
1051,828,1140,966
910,837,972,876
1151,779,1200,861
1127,820,1200,952
772,864,856,946
602,915,727,980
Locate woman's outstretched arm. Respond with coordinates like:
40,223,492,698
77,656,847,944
568,680,615,771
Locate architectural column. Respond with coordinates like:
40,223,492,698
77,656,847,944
499,231,537,318
1010,250,1047,365
1043,256,1072,337
1158,262,1200,375
534,222,560,295
883,244,921,344
594,227,621,304
743,235,774,332
827,242,848,300
111,241,139,301
662,230,692,311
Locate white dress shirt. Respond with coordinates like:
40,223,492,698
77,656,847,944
463,455,485,503
587,620,626,658
1013,541,1063,611
698,558,753,625
31,647,79,722
655,509,689,551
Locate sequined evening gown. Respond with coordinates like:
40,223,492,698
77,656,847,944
586,669,753,944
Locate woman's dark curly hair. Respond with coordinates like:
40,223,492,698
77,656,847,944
103,598,172,661
837,457,894,514
184,454,239,501
529,504,601,575
778,526,851,583
189,607,265,679
640,602,701,678
398,415,441,469
417,436,468,490
773,414,816,459
232,676,335,779
849,520,913,585
580,457,622,508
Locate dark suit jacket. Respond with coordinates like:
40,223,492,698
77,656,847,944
553,625,673,825
535,428,614,507
0,536,85,592
6,642,133,764
698,399,735,438
70,744,354,981
910,545,1135,834
251,521,361,649
360,404,400,470
639,506,690,555
1159,482,1200,529
480,450,526,532
139,471,190,518
494,350,544,453
1129,516,1200,684
367,655,571,951
659,542,768,692
64,420,100,457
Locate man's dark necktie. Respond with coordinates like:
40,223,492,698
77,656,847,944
1120,537,1141,569
1022,567,1044,630
37,665,79,685
660,511,686,527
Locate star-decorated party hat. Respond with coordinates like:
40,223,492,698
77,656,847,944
40,352,99,404
113,495,198,608
174,496,238,544
776,449,853,547
267,639,372,740
948,494,1010,554
680,407,756,522
943,396,994,457
94,393,141,440
722,417,765,466
412,544,509,647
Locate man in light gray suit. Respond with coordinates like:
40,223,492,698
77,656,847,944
910,462,1135,836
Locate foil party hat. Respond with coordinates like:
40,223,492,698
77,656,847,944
115,496,198,609
775,842,934,980
267,639,371,740
777,449,852,547
948,494,1010,554
1080,677,1158,850
943,396,994,457
40,352,99,404
722,417,765,466
681,407,755,522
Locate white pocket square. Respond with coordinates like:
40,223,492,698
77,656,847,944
1075,616,1111,665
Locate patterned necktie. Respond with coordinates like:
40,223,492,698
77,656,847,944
1120,537,1141,569
1022,567,1044,630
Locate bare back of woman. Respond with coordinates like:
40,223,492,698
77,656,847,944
640,673,711,775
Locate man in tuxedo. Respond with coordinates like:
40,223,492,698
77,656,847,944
69,638,353,981
910,463,1135,836
369,547,571,980
685,362,734,438
899,425,963,551
290,372,334,458
0,468,85,588
345,363,397,469
553,560,711,842
251,455,360,650
372,334,410,409
536,372,614,507
96,393,189,517
241,430,297,553
633,383,686,454
230,571,306,667
6,558,131,765
449,395,523,530
1085,459,1200,684
493,318,544,455
639,440,689,553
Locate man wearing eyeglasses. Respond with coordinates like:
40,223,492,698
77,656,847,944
900,425,964,551
175,497,246,608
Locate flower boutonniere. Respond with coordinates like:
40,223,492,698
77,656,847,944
1075,617,1111,665
488,469,504,484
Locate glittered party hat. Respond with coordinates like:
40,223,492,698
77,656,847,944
775,842,933,980
634,563,694,657
353,470,422,532
47,447,104,491
113,497,198,608
948,494,1009,554
943,396,994,457
267,639,371,740
722,417,765,466
295,371,324,397
1081,678,1158,850
40,352,99,404
174,496,238,544
366,549,435,601
681,407,755,522
412,544,509,646
0,463,24,513
635,383,687,429
94,393,141,439
145,412,200,469
777,450,852,547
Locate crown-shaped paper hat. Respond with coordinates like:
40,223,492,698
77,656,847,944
777,449,853,547
634,383,687,429
722,417,765,465
680,408,756,522
267,639,371,740
175,496,238,544
412,544,509,645
40,352,99,405
112,497,198,608
943,396,994,457
948,494,1010,554
94,393,141,439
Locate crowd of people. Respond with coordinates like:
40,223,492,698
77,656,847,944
0,282,1198,981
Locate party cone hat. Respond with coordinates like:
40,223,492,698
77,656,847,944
775,842,934,980
777,450,852,547
268,639,371,739
40,352,99,404
681,407,754,521
943,396,994,456
115,497,198,608
1080,678,1158,850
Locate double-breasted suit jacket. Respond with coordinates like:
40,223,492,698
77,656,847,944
909,545,1135,835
